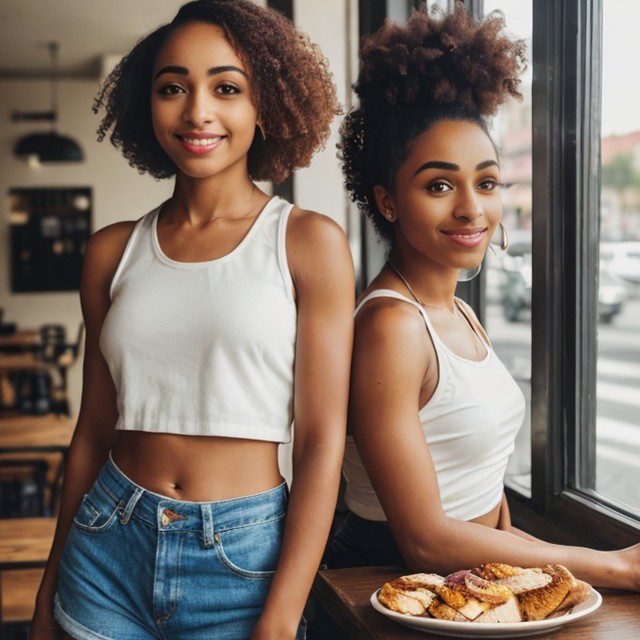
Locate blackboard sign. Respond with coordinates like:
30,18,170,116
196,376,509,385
9,187,92,293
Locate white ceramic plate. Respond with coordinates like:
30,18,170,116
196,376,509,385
370,587,602,638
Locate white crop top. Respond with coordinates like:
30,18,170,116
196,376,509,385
342,289,526,521
99,196,297,442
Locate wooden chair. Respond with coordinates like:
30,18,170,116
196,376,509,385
0,461,47,518
0,453,63,517
39,322,84,417
0,518,56,640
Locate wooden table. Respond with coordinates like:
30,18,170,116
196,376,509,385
0,518,56,630
0,331,39,351
0,354,48,373
0,519,56,572
0,414,74,455
312,566,640,640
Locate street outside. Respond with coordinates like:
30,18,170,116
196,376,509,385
486,295,640,512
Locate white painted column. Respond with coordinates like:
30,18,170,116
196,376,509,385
277,0,355,484
291,0,350,229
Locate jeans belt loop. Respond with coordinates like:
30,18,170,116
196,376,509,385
200,504,215,547
120,487,144,524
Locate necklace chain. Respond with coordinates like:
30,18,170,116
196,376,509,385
386,259,466,326
386,260,422,305
385,260,488,355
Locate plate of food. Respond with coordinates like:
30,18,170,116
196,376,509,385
370,563,601,638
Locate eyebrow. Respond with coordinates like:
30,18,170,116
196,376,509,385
153,65,247,81
412,159,499,177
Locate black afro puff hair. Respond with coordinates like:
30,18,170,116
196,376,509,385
339,3,527,244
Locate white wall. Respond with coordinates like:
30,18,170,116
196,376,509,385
274,0,354,482
293,0,350,229
0,79,174,413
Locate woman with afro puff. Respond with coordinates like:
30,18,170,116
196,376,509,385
329,4,640,591
31,2,354,639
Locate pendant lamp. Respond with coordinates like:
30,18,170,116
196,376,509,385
13,42,84,165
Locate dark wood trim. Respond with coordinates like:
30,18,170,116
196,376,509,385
531,0,566,515
268,0,295,203
267,0,294,20
574,0,601,493
505,487,609,548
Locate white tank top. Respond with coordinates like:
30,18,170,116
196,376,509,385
99,196,297,442
342,289,526,521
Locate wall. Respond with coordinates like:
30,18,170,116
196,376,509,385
1,78,174,414
292,0,350,230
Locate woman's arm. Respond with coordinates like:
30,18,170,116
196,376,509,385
31,223,137,638
497,491,556,544
350,302,639,591
252,211,355,640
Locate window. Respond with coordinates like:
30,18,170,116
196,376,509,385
594,0,640,512
482,0,533,498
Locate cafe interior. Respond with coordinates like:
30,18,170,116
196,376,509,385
1,0,639,638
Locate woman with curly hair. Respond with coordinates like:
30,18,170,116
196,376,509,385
30,2,353,639
328,4,639,591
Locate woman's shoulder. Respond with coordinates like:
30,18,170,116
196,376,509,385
82,212,149,287
285,206,353,282
355,294,426,358
287,205,348,249
86,220,139,266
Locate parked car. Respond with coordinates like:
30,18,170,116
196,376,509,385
498,239,628,323
598,268,628,324
501,251,532,322
600,241,640,287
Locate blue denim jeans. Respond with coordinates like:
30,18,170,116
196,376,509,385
54,453,306,640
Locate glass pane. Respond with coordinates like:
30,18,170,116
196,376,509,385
483,0,533,497
596,0,640,511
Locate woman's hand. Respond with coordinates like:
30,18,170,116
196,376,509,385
611,542,640,591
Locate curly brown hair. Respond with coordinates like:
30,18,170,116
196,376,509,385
93,0,341,183
339,3,526,244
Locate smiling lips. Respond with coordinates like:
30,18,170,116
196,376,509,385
175,133,227,155
441,227,488,248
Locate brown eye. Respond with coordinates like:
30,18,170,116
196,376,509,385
427,181,453,193
159,84,185,96
478,179,500,191
215,83,241,96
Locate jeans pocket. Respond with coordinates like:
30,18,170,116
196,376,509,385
73,478,121,534
214,514,285,580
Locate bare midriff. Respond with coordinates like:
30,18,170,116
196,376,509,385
111,431,284,502
470,501,501,528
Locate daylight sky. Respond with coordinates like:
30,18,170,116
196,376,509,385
483,0,639,137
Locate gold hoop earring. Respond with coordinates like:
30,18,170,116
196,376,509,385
499,221,509,251
256,122,266,141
